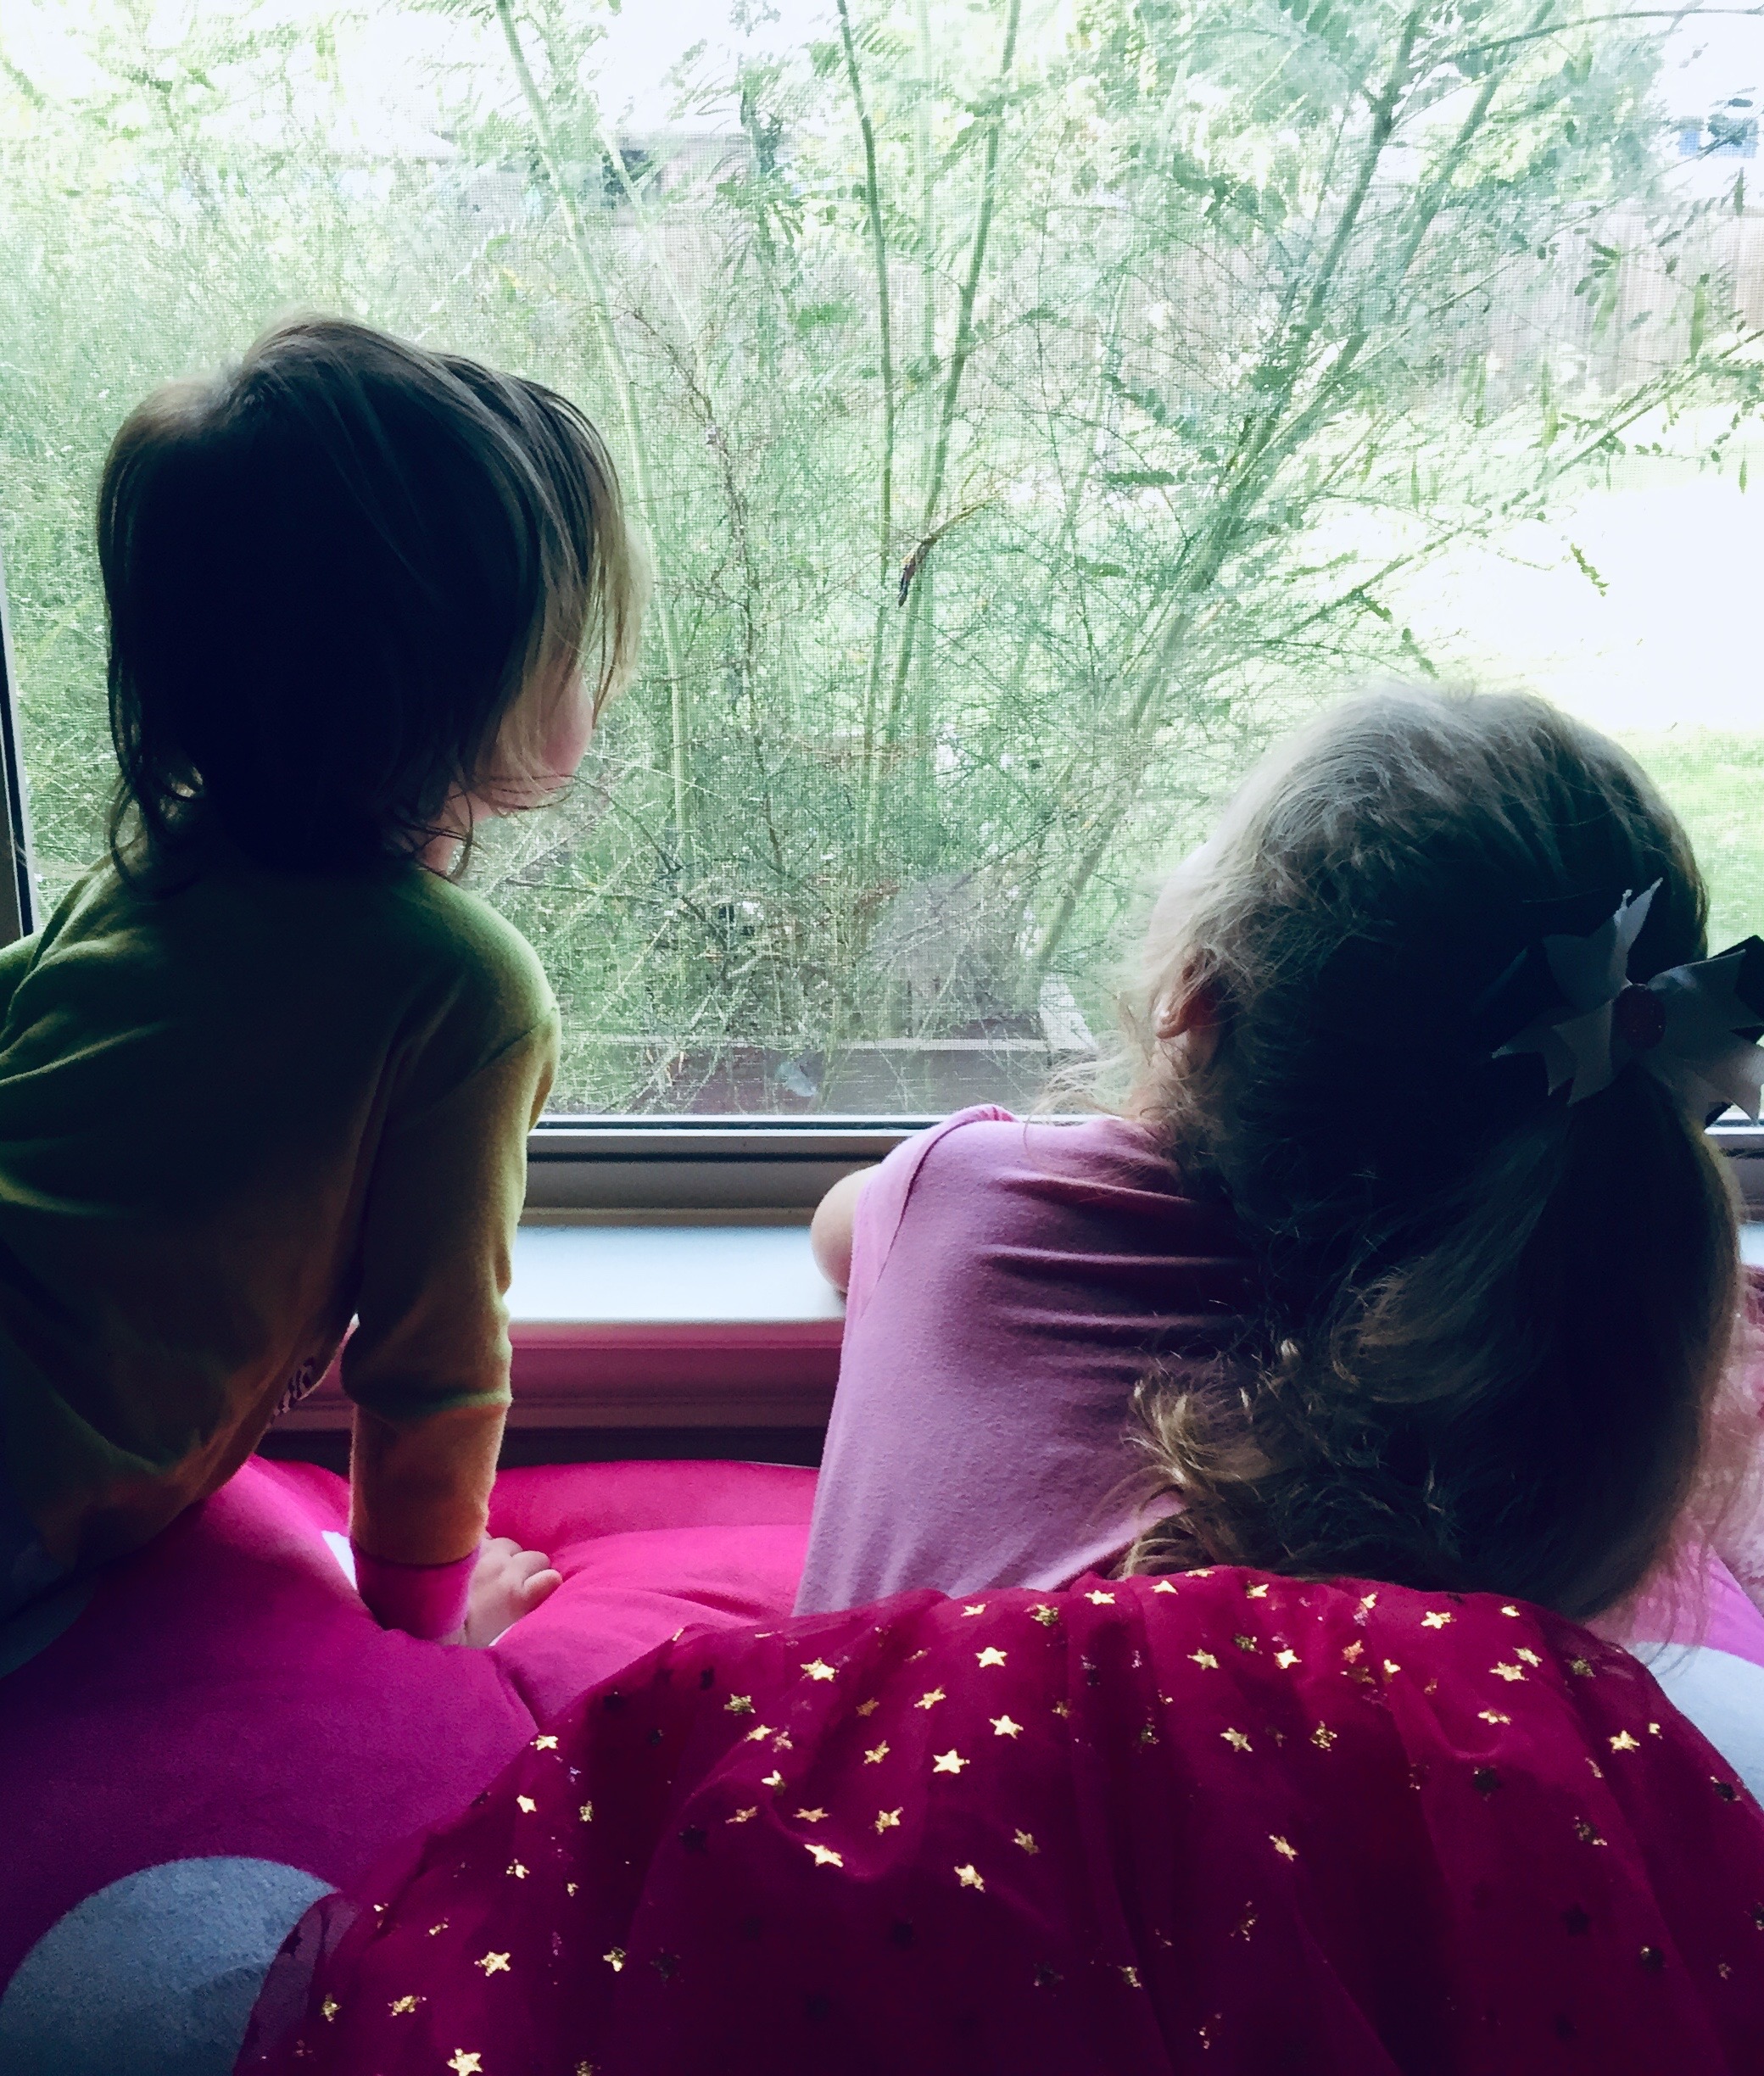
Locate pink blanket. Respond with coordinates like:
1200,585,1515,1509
0,1454,815,2071
241,1570,1764,2075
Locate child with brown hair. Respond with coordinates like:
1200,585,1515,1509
799,687,1761,1620
0,315,643,1644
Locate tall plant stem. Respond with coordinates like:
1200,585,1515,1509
533,0,708,403
907,0,940,858
1030,3,1436,975
880,0,1021,761
1000,279,1126,714
604,142,705,393
1030,0,1566,979
493,0,691,865
915,0,937,375
839,0,899,854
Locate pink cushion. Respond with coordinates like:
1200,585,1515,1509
5,1445,1763,2076
0,1454,814,2072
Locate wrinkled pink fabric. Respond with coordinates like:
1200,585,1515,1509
0,1454,817,1993
796,1108,1253,1611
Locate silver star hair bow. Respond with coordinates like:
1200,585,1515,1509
1492,883,1764,1118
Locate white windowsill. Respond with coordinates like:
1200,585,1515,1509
274,1220,1764,1437
506,1218,1764,1306
276,1221,846,1434
506,1221,843,1327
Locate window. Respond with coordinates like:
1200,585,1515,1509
3,0,1764,1126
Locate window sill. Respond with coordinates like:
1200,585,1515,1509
272,1216,1764,1442
273,1221,845,1434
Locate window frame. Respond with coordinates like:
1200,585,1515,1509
0,538,37,949
526,1117,929,1214
0,544,1759,1213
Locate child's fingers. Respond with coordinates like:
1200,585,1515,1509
518,1566,563,1608
500,1545,555,1586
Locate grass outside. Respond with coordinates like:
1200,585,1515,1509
1383,447,1764,957
1619,732,1764,955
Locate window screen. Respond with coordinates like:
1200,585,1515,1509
2,0,1760,1113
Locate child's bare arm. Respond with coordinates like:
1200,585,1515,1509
810,1168,872,1292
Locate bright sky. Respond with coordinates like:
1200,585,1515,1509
8,2,1754,140
2,0,839,139
1667,8,1764,109
594,0,834,126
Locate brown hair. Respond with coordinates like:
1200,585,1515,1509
98,315,643,873
1119,687,1742,1620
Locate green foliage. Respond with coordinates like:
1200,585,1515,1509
1,0,1761,1111
1618,731,1764,959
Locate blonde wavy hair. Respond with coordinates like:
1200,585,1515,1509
1118,686,1746,1621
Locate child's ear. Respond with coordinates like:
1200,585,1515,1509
1155,978,1226,1073
1156,974,1222,1045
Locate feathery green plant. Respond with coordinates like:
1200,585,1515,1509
1,0,1760,1109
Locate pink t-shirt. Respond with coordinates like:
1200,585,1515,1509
794,1107,1253,1613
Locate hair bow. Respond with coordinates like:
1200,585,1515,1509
1488,883,1764,1117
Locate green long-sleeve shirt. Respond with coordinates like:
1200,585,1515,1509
0,843,557,1574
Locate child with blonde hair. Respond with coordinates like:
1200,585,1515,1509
241,692,1764,2076
0,316,641,1644
799,687,1760,1619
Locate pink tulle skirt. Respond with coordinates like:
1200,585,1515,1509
239,1567,1764,2075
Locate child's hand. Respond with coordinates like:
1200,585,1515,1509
447,1536,562,1647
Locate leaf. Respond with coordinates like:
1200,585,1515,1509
1399,628,1437,679
1103,370,1172,427
1103,469,1176,488
1569,543,1608,597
